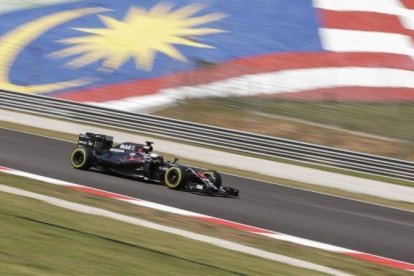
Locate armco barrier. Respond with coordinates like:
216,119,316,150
1,90,413,181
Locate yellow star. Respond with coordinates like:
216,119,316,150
49,3,226,72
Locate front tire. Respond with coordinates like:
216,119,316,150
203,170,222,187
70,147,94,170
164,167,187,190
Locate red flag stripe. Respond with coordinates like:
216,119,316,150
319,9,413,39
401,0,414,9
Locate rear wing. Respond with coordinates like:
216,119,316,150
78,132,113,152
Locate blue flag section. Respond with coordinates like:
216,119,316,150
0,0,322,95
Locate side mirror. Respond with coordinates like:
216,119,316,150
173,158,179,163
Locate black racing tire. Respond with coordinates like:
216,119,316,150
203,170,222,187
70,147,94,170
164,167,187,190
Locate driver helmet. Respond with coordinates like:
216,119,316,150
150,153,164,163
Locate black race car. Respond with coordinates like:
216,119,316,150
70,133,239,197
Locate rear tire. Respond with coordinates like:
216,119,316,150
164,167,187,190
70,147,94,170
203,170,222,187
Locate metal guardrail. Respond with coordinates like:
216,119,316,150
1,90,413,181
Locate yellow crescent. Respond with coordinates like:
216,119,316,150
0,7,108,94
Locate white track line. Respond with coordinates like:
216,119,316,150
0,183,351,276
1,165,414,272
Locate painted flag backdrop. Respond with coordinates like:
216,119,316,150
0,0,413,111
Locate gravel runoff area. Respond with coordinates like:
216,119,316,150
2,108,414,204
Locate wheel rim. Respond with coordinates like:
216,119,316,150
72,150,84,166
167,169,179,185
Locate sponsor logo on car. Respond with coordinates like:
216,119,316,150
119,144,135,150
110,148,124,153
196,184,204,190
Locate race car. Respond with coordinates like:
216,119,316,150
69,133,239,197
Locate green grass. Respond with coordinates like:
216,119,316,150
213,98,414,141
1,201,242,275
0,173,411,275
0,182,319,275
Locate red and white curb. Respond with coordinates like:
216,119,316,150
1,165,414,272
0,184,352,275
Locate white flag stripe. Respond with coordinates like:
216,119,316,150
164,68,414,95
319,29,414,57
94,67,414,111
90,94,175,111
399,10,414,30
313,0,403,14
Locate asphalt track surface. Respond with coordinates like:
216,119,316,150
1,128,414,264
